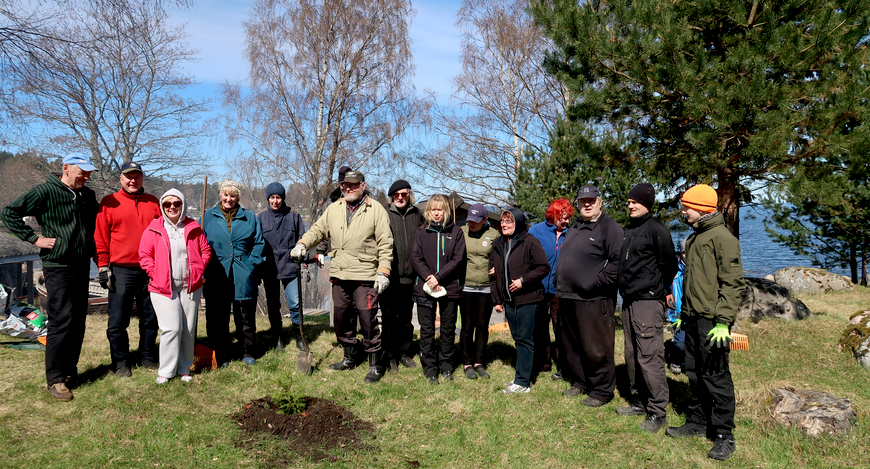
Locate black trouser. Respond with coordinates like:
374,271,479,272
532,294,557,373
506,301,538,387
106,265,158,369
622,299,669,418
43,264,90,385
331,279,381,353
417,297,458,376
684,316,736,436
205,275,257,363
460,291,492,366
559,297,617,402
381,281,415,360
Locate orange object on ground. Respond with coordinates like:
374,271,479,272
37,336,47,346
489,322,510,333
192,344,217,371
730,332,749,351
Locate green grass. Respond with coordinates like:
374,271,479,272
2,288,869,468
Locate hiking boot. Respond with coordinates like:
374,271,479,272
503,383,530,395
388,359,399,373
464,366,478,380
474,365,490,379
616,401,646,416
639,415,668,433
274,337,285,353
562,384,585,397
48,383,73,401
329,346,359,370
400,356,417,368
290,325,305,351
665,422,706,439
708,434,736,460
115,366,132,378
580,396,608,407
363,352,384,383
441,369,454,381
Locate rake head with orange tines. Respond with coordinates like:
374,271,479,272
730,332,749,351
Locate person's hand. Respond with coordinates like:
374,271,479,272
34,237,56,249
494,304,504,313
316,253,326,267
98,267,115,292
707,323,732,348
376,273,390,294
290,243,307,262
666,294,675,309
488,267,495,276
670,318,682,332
425,275,440,290
508,278,523,292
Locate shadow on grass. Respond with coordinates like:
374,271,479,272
612,363,693,415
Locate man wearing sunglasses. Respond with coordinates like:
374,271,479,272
94,161,162,378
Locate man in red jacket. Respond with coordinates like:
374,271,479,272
95,161,161,377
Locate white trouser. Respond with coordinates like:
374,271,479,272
150,287,202,378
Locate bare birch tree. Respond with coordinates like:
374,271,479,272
220,0,420,221
418,0,566,206
7,0,209,192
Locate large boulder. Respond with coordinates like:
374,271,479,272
838,310,870,370
770,388,857,437
774,267,853,295
738,277,812,321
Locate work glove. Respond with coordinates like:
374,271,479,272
98,267,115,292
290,243,307,262
301,263,311,283
670,318,682,332
376,273,390,294
707,323,732,348
316,253,326,267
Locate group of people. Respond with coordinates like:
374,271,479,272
1,153,744,461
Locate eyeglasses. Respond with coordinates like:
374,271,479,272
340,182,361,189
393,191,409,199
163,201,182,208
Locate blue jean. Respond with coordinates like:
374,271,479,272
505,302,538,388
264,276,301,334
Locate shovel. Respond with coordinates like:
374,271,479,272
296,260,314,375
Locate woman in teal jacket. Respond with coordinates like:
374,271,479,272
202,180,265,366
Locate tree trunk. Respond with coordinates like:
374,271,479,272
717,170,740,238
861,251,867,286
850,245,858,284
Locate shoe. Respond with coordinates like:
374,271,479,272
441,369,454,381
708,434,736,460
551,372,563,381
64,374,78,390
47,383,73,401
115,366,132,378
669,363,683,374
426,374,440,385
665,422,706,438
503,383,530,395
400,356,417,368
388,359,399,373
141,359,159,370
464,367,478,380
562,384,585,397
474,365,490,379
155,376,169,384
616,402,646,416
504,380,514,387
219,362,230,368
580,396,608,407
639,415,668,433
363,352,385,383
329,345,359,370
274,338,285,353
242,356,256,366
180,375,192,382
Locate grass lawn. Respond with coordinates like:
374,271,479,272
1,288,869,468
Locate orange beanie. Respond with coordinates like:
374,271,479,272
681,184,718,212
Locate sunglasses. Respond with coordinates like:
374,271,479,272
393,192,409,198
162,201,182,208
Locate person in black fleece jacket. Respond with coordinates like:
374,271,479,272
554,185,623,407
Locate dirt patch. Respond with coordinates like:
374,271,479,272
233,396,377,463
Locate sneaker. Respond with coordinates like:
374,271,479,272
580,396,608,407
400,356,417,368
708,434,736,460
503,383,530,395
669,363,683,374
155,376,170,384
441,369,454,381
426,374,439,385
504,379,514,387
639,415,668,433
141,359,159,370
219,362,230,368
115,366,132,378
473,365,490,379
562,384,585,397
47,383,73,401
616,402,646,416
242,356,256,366
551,372,563,381
464,366,478,380
665,422,706,438
180,375,192,382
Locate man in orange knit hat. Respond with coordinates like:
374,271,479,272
665,184,744,461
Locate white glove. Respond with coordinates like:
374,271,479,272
290,243,307,262
316,253,326,267
376,273,390,294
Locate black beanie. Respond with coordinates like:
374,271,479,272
628,183,655,210
388,179,411,196
265,182,285,199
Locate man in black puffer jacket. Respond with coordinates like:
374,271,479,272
615,183,678,433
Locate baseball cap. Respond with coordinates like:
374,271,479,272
343,170,365,183
120,161,143,174
576,184,600,201
62,153,97,171
467,203,488,223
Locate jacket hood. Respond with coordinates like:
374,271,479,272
160,188,187,226
502,208,527,240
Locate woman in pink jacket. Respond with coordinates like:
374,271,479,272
139,189,211,384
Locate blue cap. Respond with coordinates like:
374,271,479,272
62,153,97,171
467,203,488,223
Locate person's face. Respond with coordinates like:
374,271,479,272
392,189,410,209
268,194,283,210
681,205,703,224
553,213,570,232
430,205,445,223
466,219,485,232
341,181,365,203
221,190,239,210
162,196,183,223
501,214,515,236
119,171,143,194
577,197,602,221
627,198,649,218
63,164,91,189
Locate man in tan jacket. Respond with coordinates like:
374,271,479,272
291,170,394,383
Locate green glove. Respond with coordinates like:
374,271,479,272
673,318,682,331
707,323,732,347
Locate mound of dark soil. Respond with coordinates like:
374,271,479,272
233,396,376,462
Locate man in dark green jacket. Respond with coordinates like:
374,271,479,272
665,184,744,461
2,153,99,401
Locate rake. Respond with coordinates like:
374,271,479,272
730,332,749,351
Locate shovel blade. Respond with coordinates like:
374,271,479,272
296,350,313,375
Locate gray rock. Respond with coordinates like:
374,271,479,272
738,277,812,321
774,267,853,295
770,388,857,437
838,311,870,370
